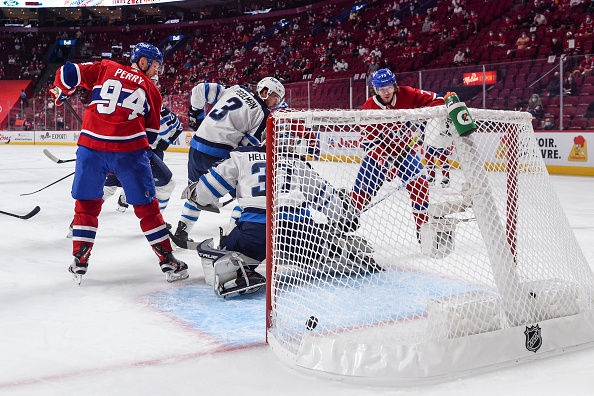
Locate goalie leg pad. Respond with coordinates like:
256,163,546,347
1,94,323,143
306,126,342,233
197,238,264,297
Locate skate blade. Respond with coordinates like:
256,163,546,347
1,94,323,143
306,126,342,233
71,273,83,285
166,269,189,283
116,206,127,213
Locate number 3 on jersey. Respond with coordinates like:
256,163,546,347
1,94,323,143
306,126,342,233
209,97,243,121
96,79,147,120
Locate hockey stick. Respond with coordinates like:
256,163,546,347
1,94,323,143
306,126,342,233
64,99,83,125
43,149,76,164
20,171,75,196
0,206,40,219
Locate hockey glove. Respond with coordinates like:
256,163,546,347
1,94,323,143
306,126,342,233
154,139,170,152
188,106,205,131
49,86,76,106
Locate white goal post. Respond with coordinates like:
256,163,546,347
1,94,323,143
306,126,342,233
265,107,594,382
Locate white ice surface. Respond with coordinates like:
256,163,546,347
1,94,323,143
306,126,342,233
0,145,593,395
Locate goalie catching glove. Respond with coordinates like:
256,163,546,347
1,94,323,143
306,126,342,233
188,106,205,131
49,86,76,106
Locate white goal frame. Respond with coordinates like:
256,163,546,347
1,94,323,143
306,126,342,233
265,107,594,383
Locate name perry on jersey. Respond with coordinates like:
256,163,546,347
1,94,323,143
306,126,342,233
114,68,144,85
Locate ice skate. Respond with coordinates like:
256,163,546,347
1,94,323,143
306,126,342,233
441,177,450,188
169,221,194,249
69,244,91,285
116,193,128,212
153,244,189,282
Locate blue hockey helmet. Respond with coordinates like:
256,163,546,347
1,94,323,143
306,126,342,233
371,69,397,93
130,42,163,66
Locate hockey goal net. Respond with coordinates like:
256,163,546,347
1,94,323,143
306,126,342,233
265,107,594,382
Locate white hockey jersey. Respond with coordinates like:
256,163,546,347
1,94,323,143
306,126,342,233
189,83,270,158
277,153,343,223
193,146,267,224
149,105,183,150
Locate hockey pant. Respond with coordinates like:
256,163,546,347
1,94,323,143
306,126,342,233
70,147,172,259
425,145,451,180
221,221,266,265
350,151,429,229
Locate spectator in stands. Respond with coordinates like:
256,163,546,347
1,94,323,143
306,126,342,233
533,13,547,27
579,14,594,35
529,33,539,48
463,47,475,64
333,59,348,72
580,53,594,75
497,31,508,47
544,117,557,130
547,72,561,97
550,37,564,56
514,15,529,30
563,74,578,96
453,50,465,66
516,32,531,50
527,94,544,119
487,31,499,46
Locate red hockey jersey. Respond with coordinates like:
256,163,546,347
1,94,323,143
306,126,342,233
53,59,162,152
361,86,444,148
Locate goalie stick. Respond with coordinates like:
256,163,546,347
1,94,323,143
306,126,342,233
43,149,76,164
20,171,75,196
0,206,40,219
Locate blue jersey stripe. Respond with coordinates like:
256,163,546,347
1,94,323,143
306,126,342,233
210,169,234,191
200,175,224,198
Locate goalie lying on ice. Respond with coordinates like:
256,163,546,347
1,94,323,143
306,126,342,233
180,143,381,297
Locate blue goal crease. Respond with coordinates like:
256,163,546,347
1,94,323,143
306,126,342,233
145,270,494,348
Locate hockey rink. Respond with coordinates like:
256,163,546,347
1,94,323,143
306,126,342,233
1,144,593,395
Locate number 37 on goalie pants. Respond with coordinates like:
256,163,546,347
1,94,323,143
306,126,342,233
196,238,266,299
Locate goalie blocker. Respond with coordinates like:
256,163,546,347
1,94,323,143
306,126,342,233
197,238,265,298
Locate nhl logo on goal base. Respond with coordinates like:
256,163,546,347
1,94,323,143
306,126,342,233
524,324,542,353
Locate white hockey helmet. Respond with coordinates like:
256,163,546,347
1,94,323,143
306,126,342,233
257,77,285,101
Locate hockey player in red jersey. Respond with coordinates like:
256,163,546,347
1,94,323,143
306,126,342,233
50,42,188,284
350,68,444,242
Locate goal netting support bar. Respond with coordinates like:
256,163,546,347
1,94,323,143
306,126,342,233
265,106,594,382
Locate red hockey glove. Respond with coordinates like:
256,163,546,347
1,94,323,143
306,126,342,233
49,86,76,106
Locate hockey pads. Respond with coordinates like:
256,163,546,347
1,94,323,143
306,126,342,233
197,238,265,298
180,182,221,213
332,188,359,233
188,106,205,131
49,86,76,106
321,234,383,274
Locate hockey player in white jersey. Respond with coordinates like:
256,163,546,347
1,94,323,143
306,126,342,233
181,131,380,298
172,77,285,247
